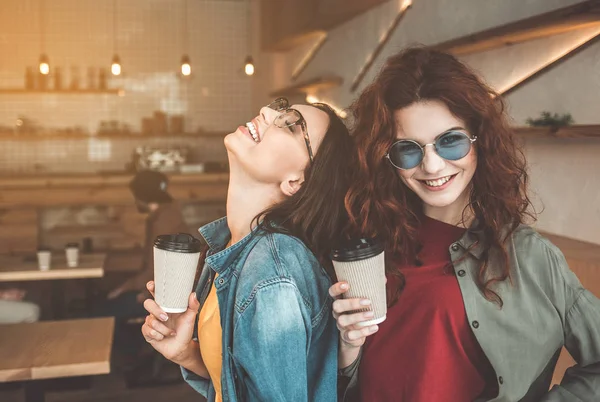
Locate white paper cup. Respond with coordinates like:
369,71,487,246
332,239,387,327
154,233,202,313
65,243,79,267
37,250,52,271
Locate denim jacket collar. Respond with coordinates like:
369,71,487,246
198,217,261,276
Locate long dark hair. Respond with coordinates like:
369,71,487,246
345,46,535,306
254,103,353,276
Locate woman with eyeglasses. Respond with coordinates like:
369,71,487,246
141,99,351,401
331,47,600,401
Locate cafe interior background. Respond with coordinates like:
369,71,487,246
0,0,599,401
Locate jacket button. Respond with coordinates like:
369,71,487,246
498,376,504,384
218,278,225,285
451,243,460,252
457,270,466,277
472,321,479,329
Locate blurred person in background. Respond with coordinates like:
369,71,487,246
103,170,189,315
97,170,189,366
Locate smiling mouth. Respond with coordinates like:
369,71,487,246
245,121,260,143
418,174,457,187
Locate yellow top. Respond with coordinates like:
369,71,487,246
198,274,223,402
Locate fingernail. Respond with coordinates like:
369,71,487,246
369,325,378,333
364,311,374,318
147,281,152,287
193,293,198,300
360,299,372,306
159,314,168,322
340,283,348,290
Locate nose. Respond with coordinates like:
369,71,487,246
420,144,446,175
259,106,278,125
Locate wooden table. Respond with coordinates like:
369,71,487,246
0,253,105,282
0,253,106,319
0,317,114,402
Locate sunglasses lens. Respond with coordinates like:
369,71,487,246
388,141,422,169
436,131,472,161
275,110,301,130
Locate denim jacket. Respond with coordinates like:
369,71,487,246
340,225,600,401
182,217,338,401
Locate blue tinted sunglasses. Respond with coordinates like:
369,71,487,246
386,130,477,170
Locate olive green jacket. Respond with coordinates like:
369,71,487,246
340,225,600,401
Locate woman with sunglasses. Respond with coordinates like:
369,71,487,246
332,47,600,401
141,99,352,401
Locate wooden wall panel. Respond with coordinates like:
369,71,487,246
0,209,38,254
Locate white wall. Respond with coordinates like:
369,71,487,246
0,0,253,134
256,0,600,244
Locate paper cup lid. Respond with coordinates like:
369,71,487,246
330,238,384,262
154,233,202,253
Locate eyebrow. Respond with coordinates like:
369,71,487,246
398,126,468,144
437,126,467,137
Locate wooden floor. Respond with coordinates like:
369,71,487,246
0,368,205,402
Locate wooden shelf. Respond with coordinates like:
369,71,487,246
431,0,600,56
514,125,600,139
0,88,123,95
270,76,343,97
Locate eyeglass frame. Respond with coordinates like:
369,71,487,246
267,97,314,164
385,130,477,170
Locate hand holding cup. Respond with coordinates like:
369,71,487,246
329,281,380,349
142,281,200,364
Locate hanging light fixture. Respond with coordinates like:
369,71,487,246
39,54,50,75
244,0,255,76
244,55,255,76
38,0,49,75
181,54,191,76
111,55,122,76
180,0,192,77
111,0,122,76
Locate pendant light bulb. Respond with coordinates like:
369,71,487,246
244,55,255,76
111,55,122,76
39,54,50,75
181,54,191,76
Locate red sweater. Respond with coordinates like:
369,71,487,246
358,215,497,401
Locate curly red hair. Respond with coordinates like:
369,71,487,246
345,47,534,306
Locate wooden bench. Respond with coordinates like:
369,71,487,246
0,317,114,402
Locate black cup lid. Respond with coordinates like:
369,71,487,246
330,238,384,262
154,233,202,253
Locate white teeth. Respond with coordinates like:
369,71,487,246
245,122,259,142
424,176,452,187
